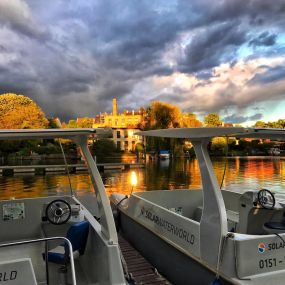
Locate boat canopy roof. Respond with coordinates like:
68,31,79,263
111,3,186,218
0,128,112,140
136,127,285,140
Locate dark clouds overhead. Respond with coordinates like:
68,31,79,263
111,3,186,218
180,21,247,73
249,65,285,84
0,0,285,122
249,32,277,47
0,0,49,40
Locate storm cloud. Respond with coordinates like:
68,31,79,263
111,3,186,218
249,32,277,47
0,0,285,122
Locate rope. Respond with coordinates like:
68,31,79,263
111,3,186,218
233,237,251,281
117,195,128,208
59,141,73,195
54,119,73,195
220,136,229,190
274,233,285,244
214,234,227,281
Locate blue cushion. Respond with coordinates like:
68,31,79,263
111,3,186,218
65,221,90,255
45,221,90,265
46,247,67,265
264,222,285,230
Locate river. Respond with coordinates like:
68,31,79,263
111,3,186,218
0,156,285,200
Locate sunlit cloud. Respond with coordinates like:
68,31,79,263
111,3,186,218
0,0,284,124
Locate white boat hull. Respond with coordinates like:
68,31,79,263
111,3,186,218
118,210,230,285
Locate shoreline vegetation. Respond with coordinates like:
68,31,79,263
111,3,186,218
0,93,285,162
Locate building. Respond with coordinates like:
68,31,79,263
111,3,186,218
94,99,143,128
112,128,143,152
93,99,144,151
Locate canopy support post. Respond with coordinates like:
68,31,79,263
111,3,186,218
192,139,228,268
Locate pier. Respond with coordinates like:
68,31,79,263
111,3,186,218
118,234,171,285
0,163,144,176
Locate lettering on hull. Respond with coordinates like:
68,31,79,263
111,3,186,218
0,271,17,282
140,207,195,245
268,242,285,251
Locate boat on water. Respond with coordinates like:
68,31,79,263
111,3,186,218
268,147,281,156
159,150,170,160
111,127,285,285
0,129,126,285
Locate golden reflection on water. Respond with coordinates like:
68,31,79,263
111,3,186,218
0,157,285,200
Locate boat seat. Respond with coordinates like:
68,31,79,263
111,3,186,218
193,206,239,224
264,222,285,234
226,210,239,223
43,221,89,265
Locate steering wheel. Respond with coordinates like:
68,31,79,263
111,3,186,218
45,199,71,225
257,189,275,210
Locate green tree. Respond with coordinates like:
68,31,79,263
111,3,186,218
48,118,61,128
92,139,118,161
204,113,222,127
254,119,285,129
0,93,48,129
211,137,227,155
277,119,285,128
254,121,267,128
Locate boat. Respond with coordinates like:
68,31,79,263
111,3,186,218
111,127,285,285
0,129,126,285
159,150,170,160
268,147,281,156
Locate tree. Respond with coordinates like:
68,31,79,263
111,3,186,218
0,93,48,129
48,118,61,128
66,120,77,128
211,137,227,155
204,113,222,127
92,139,118,161
145,101,182,129
77,118,94,128
254,119,285,129
182,113,202,127
277,119,285,128
254,121,267,128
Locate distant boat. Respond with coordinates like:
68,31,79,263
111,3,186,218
159,150,170,159
268,147,280,156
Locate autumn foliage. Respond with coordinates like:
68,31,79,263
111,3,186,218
145,101,182,129
0,93,48,129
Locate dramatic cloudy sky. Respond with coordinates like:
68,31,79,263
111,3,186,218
0,0,285,124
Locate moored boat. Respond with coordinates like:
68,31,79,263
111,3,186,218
111,127,285,285
268,147,281,156
159,150,170,160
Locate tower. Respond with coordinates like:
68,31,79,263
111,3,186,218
112,98,118,116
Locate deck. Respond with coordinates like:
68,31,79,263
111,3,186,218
118,234,171,285
0,163,144,176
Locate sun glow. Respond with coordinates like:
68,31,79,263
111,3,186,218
130,171,138,187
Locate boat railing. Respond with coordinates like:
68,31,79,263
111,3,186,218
0,236,77,285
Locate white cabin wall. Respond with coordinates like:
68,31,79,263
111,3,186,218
135,190,203,219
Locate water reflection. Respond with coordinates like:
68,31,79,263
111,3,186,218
0,157,285,200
